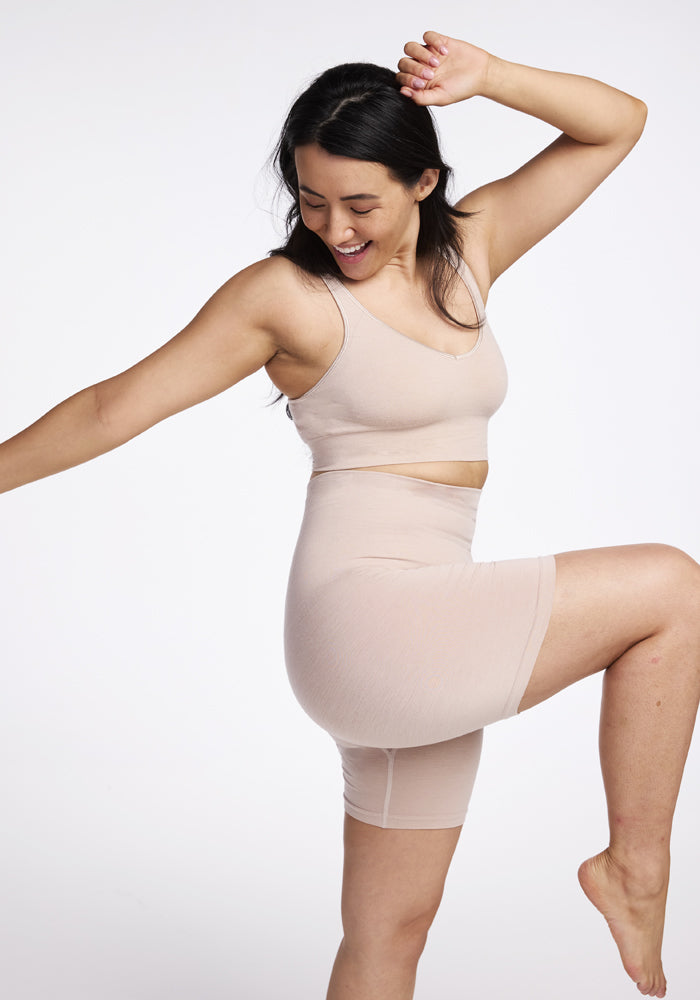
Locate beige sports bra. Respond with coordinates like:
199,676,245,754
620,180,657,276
287,258,508,472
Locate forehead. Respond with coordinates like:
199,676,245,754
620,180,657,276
294,144,396,195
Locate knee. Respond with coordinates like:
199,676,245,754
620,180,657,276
649,542,700,591
342,901,439,965
395,903,441,959
646,543,700,626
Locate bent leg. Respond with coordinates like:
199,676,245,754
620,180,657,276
326,814,462,1000
520,543,700,998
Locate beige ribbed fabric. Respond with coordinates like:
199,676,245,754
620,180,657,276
287,258,508,470
283,260,556,829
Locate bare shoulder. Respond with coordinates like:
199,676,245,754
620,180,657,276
229,255,337,355
453,211,492,306
215,256,304,332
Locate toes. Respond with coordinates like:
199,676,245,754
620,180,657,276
636,975,667,998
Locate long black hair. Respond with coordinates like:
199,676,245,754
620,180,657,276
268,62,478,414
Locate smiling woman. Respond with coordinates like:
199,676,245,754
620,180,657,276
269,62,476,327
266,61,491,491
3,25,698,1000
296,145,437,272
256,43,696,1000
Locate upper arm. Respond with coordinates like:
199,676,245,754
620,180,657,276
456,108,647,286
95,259,285,442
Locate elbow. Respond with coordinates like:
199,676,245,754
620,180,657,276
93,377,137,448
610,97,647,154
628,97,648,144
93,380,115,435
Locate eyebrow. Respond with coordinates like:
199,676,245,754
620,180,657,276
299,184,379,202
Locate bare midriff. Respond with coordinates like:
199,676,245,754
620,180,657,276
310,460,489,489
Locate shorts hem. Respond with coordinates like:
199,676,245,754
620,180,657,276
343,802,466,830
501,552,557,719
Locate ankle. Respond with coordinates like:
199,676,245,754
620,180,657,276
604,844,670,896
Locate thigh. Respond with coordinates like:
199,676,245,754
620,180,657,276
520,542,698,711
339,813,462,945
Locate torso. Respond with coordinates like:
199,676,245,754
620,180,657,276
263,239,493,490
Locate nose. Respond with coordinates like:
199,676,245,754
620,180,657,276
325,209,356,247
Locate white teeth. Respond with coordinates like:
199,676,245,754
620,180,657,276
334,242,368,255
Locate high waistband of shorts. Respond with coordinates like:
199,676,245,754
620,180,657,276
298,468,481,563
307,469,482,503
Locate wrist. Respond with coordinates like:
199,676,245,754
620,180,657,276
479,52,507,100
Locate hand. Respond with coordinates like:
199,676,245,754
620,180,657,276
396,31,491,107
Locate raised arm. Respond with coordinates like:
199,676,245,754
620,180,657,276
397,32,647,285
0,259,286,494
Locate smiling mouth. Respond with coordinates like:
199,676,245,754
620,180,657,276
333,241,371,257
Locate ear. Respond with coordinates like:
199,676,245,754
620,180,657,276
415,168,440,202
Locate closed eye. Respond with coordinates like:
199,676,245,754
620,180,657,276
352,208,374,215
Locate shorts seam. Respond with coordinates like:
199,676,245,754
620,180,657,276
381,748,397,826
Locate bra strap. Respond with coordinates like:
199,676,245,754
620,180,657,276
320,272,355,309
322,262,487,322
457,258,487,321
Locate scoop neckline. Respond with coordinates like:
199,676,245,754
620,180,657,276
332,263,485,360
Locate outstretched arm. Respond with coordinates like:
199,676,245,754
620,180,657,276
0,260,283,494
397,31,647,284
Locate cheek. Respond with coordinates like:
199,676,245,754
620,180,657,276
298,205,321,231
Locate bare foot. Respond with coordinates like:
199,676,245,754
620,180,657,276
578,849,668,997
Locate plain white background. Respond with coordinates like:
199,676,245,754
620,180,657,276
2,0,698,997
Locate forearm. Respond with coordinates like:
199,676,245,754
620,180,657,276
481,55,647,145
0,384,125,494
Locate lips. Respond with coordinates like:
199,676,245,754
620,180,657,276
331,241,372,264
334,241,368,255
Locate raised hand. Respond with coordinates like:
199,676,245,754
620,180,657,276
396,31,491,107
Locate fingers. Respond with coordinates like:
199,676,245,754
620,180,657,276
401,34,449,68
402,40,441,68
397,58,435,85
396,72,448,106
396,86,440,106
396,32,449,100
422,30,450,54
396,72,428,97
396,62,434,99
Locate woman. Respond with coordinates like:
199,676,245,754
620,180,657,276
1,29,697,1000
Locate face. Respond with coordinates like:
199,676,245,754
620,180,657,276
294,143,438,280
